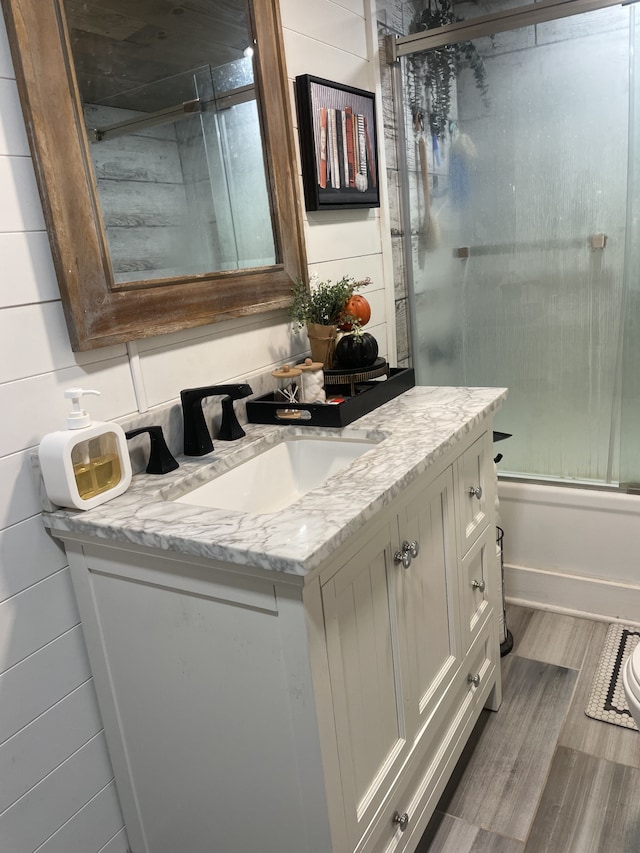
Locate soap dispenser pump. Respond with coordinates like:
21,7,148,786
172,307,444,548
39,388,132,510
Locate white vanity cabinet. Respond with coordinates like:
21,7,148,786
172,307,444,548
60,418,501,853
309,425,500,853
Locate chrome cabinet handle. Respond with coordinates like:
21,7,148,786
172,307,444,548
394,549,411,569
393,811,409,831
402,540,420,558
468,673,481,687
468,485,483,500
471,579,486,592
394,541,420,569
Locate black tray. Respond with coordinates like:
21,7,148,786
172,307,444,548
246,367,415,428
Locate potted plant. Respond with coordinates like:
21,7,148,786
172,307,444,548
290,274,370,367
408,0,490,139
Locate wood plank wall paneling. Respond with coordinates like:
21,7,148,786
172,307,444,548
36,787,129,853
0,680,103,813
0,734,120,853
0,11,131,849
0,0,392,849
0,626,92,744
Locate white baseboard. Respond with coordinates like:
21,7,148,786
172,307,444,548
504,562,640,626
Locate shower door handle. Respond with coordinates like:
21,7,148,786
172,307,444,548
589,234,607,250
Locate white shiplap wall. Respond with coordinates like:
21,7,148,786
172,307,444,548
0,1,392,850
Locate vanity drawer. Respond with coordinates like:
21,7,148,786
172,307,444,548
460,524,495,651
456,431,494,555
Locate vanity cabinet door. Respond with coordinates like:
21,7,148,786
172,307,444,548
321,521,411,851
395,467,460,742
456,431,494,554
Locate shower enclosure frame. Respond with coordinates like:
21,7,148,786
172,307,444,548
385,0,637,489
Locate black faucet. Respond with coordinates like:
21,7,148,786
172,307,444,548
180,384,253,456
125,426,179,474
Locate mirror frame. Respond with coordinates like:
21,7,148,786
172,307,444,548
2,0,307,351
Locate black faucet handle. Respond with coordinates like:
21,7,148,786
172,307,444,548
125,426,179,475
218,397,246,441
217,385,253,441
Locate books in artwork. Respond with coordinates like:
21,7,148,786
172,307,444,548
319,107,327,189
315,104,375,194
356,113,367,192
327,108,340,189
341,110,349,190
363,116,376,189
335,109,344,190
345,107,355,188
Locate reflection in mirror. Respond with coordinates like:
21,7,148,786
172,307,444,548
65,0,276,283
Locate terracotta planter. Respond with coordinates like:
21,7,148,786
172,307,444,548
306,323,337,368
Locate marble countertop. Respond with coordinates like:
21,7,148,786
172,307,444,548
42,386,507,576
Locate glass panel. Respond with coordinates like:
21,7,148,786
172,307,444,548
64,0,276,283
193,61,276,272
620,8,640,488
405,5,630,482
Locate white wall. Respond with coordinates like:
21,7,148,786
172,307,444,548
0,1,393,850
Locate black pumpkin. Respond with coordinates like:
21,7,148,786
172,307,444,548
336,332,379,369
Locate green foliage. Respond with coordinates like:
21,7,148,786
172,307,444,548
408,0,490,138
290,275,368,328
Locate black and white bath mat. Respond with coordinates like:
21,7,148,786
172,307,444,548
585,623,640,731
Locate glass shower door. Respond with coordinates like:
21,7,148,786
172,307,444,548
620,7,640,489
405,5,630,483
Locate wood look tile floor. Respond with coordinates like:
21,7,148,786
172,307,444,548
416,605,640,853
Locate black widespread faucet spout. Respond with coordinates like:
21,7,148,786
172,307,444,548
180,383,253,456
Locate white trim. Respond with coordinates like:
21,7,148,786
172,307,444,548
505,563,640,626
126,340,148,414
365,0,398,365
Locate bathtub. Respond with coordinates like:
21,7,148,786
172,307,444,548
498,479,640,624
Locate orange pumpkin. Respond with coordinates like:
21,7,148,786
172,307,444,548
338,295,371,331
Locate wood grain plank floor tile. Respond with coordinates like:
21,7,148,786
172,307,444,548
558,620,640,768
524,747,640,853
416,812,523,853
436,656,577,842
507,605,596,670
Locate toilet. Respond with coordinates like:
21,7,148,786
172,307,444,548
623,645,640,727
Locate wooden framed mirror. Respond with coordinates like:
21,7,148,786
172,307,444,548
2,0,306,351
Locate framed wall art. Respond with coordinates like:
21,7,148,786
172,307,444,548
295,75,379,211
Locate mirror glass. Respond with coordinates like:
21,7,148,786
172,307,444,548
64,0,276,283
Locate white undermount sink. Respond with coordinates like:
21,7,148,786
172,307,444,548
174,435,378,515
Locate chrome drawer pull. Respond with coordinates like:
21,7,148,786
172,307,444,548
468,673,481,687
394,550,411,569
468,485,483,500
402,540,420,558
471,579,486,592
393,811,409,831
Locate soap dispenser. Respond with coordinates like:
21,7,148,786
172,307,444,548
39,388,132,510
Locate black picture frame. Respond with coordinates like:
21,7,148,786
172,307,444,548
295,75,380,211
